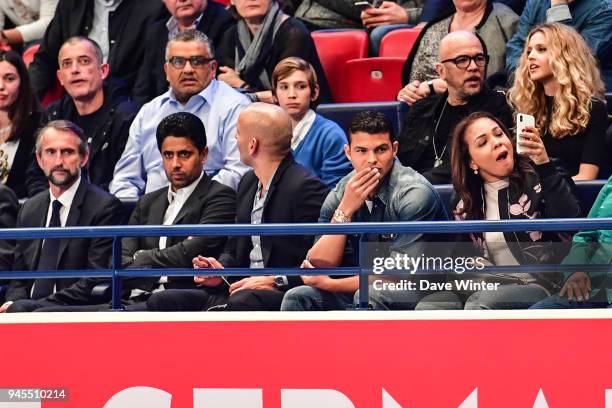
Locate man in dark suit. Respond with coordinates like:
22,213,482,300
15,112,237,312
147,103,329,311
133,0,235,105
1,120,123,313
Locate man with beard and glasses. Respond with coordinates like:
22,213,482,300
1,120,123,313
397,30,513,184
110,29,250,198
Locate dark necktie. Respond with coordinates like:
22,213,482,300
32,200,62,299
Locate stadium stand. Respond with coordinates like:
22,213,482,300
379,27,422,59
311,30,368,101
340,57,404,102
316,101,408,136
23,43,63,107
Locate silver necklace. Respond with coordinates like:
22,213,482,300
432,99,448,168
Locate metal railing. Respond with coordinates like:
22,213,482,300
2,217,612,309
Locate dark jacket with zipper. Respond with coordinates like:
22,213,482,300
397,86,513,185
451,161,581,291
27,80,138,192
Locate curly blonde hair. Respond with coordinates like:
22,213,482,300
507,23,605,138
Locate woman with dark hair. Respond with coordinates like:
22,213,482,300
416,111,581,310
0,50,42,199
216,0,332,103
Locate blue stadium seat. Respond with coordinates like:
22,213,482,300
434,180,608,219
574,179,607,213
316,101,408,137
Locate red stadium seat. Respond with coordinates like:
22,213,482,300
340,57,404,103
22,43,40,67
312,30,368,101
23,43,64,106
379,27,421,59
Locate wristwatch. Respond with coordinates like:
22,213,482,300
427,79,435,95
332,208,351,223
274,275,289,289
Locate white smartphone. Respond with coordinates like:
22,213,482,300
355,1,374,9
516,113,535,154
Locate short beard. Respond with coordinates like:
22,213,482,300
47,168,80,187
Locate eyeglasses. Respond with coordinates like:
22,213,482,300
167,56,214,69
440,54,489,69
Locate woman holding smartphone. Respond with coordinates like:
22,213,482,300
415,111,581,310
507,23,607,181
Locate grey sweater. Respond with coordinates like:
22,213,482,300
293,0,423,29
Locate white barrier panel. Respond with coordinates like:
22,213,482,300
0,310,611,407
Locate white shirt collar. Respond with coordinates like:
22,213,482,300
291,109,316,150
49,176,81,210
166,171,204,205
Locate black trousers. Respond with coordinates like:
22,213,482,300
147,287,229,311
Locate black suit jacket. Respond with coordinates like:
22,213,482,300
5,178,123,303
219,154,329,286
120,174,236,295
132,2,236,105
0,184,19,272
28,0,165,100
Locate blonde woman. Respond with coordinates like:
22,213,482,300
508,22,607,181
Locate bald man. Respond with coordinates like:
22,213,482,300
397,30,513,184
146,103,329,312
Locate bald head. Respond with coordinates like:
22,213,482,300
438,31,483,61
236,103,292,163
436,30,486,103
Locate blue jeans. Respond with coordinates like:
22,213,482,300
464,284,549,310
530,294,611,309
415,284,549,310
354,284,430,310
281,286,354,311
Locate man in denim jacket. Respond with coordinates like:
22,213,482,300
280,111,448,311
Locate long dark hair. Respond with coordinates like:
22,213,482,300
0,50,40,142
450,111,533,220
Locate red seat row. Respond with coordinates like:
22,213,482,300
312,28,421,103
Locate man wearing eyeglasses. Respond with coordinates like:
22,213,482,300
27,37,139,193
110,29,250,198
132,0,235,105
396,30,513,184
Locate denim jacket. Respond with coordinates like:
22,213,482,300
319,160,448,266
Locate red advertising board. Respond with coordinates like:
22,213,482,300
0,310,611,407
